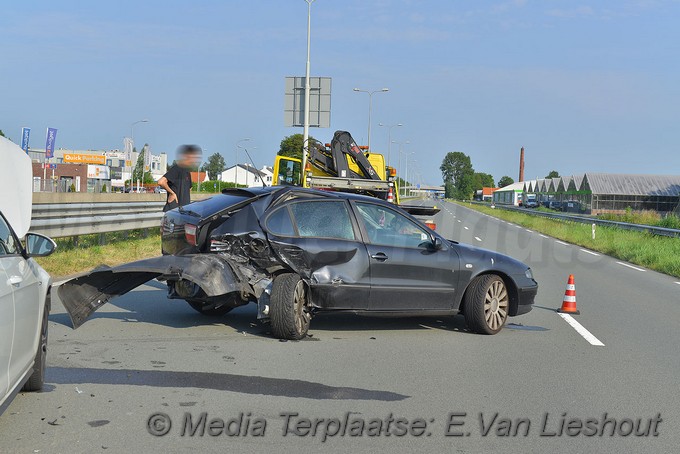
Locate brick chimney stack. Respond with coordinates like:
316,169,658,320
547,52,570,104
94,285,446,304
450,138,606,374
519,147,525,182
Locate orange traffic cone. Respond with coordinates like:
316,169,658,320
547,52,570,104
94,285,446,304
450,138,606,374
387,186,395,204
558,274,580,315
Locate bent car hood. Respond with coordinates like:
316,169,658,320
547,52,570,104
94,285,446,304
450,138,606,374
0,137,32,237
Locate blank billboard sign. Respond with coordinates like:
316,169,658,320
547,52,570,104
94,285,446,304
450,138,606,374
284,76,331,128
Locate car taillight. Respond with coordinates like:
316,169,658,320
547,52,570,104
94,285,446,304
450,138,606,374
185,223,198,246
425,221,437,230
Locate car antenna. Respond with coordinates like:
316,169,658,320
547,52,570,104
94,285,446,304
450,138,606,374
242,145,266,188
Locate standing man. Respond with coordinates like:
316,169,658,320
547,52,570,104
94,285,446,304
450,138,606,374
158,144,202,212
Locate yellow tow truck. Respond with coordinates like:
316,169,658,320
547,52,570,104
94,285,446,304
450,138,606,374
273,130,439,229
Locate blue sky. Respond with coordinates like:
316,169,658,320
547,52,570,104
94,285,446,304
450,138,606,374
2,0,679,185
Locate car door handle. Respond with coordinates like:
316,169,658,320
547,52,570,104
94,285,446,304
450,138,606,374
370,252,388,262
8,276,23,286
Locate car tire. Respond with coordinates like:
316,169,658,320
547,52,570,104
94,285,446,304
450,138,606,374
186,299,235,316
22,293,50,392
270,273,311,340
463,275,509,335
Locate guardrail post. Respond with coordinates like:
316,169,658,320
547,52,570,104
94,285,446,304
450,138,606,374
99,233,106,245
72,236,79,247
592,223,596,240
141,228,148,238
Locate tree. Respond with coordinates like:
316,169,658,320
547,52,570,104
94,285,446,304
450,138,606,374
440,151,475,199
444,181,456,199
545,170,560,179
278,133,317,160
497,176,514,188
471,172,495,191
132,144,155,184
0,130,5,138
201,152,226,180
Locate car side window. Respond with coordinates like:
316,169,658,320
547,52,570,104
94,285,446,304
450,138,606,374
289,201,356,240
265,206,296,237
355,202,431,249
0,214,20,256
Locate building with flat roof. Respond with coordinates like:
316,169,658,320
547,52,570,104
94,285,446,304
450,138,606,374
27,147,167,191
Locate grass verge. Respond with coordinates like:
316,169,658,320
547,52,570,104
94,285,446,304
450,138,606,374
36,229,161,278
455,202,680,279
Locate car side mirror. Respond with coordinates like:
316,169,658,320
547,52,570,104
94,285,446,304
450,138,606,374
25,232,57,257
432,236,444,250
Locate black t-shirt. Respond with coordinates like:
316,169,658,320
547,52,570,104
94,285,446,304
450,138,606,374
162,164,192,211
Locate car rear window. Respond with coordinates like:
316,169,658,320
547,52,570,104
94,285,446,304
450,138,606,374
180,193,252,218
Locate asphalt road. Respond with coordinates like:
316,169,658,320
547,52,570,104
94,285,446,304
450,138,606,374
1,199,678,453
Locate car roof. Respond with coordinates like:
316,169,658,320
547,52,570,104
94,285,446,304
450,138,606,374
257,186,395,205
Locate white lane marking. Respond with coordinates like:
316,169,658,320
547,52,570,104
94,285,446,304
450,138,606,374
616,262,646,272
515,225,522,229
558,313,605,347
580,249,600,256
464,226,469,230
556,240,569,246
474,236,482,242
540,234,549,239
457,220,461,223
675,282,680,286
525,229,533,233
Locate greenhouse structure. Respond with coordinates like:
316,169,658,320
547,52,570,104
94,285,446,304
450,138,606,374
521,173,680,214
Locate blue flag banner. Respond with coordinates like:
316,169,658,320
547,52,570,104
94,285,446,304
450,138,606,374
45,127,57,159
21,127,31,154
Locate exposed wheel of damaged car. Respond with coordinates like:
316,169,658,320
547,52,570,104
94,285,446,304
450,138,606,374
270,273,312,340
464,274,510,335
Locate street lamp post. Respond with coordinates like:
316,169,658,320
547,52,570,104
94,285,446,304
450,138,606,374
392,140,409,195
405,154,415,197
130,119,148,192
353,87,389,151
302,0,316,183
378,122,402,169
236,138,251,187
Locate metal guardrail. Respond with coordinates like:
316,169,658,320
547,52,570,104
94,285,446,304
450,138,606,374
468,201,680,238
30,201,165,238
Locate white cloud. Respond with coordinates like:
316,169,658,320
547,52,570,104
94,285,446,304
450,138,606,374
546,6,595,19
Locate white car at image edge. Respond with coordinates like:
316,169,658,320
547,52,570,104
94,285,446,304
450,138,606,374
0,137,57,415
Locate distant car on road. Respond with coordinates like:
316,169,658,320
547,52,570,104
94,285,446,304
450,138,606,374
60,187,538,340
543,200,562,210
524,200,539,208
561,200,583,213
154,186,167,194
1,137,56,415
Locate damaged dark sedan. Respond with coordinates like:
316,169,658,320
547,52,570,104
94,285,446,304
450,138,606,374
59,187,537,339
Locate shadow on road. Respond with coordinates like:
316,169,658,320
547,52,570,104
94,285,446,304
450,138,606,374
50,284,546,338
45,366,409,401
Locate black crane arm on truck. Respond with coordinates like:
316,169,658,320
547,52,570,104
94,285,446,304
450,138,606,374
318,130,383,181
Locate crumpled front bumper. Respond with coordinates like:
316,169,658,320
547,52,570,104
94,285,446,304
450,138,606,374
58,254,240,328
